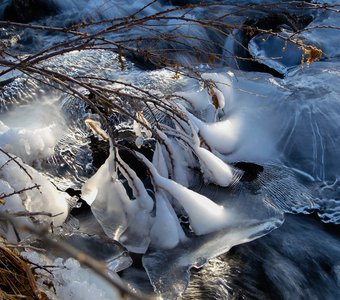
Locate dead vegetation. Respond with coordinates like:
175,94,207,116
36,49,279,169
0,243,48,300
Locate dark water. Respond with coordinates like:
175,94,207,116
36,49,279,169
186,214,340,300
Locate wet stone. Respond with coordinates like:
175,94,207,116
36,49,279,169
3,0,58,23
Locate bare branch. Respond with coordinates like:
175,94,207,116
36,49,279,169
0,184,40,199
0,212,156,300
0,148,33,180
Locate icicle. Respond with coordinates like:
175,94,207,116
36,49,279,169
82,148,116,206
132,111,153,148
116,152,154,212
195,147,240,187
183,108,239,154
81,148,128,240
152,142,169,178
133,120,142,137
150,190,186,249
156,130,189,187
117,151,158,252
82,147,153,252
166,110,241,187
90,178,129,241
156,178,230,235
137,152,232,235
136,111,152,138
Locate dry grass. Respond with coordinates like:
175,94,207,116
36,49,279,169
0,244,48,300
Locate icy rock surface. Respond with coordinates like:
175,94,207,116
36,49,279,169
23,251,121,300
248,32,304,75
0,179,31,242
0,151,69,226
0,98,65,164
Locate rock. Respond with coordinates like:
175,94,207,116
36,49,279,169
230,12,313,77
3,0,58,23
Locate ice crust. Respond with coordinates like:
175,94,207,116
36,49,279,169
1,57,339,299
0,151,69,227
23,251,121,300
0,98,70,230
0,98,65,164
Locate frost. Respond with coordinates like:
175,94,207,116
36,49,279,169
184,109,239,154
152,142,169,178
0,152,69,226
0,179,32,242
0,99,65,164
23,252,120,300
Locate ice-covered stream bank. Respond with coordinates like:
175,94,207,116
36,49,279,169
1,0,340,299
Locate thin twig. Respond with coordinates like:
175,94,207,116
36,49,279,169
0,212,157,300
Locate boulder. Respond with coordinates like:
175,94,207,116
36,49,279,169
3,0,58,23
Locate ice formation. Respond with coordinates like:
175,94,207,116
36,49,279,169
0,98,70,230
0,178,31,242
0,151,70,227
79,72,248,252
23,251,121,300
76,64,326,260
0,98,65,164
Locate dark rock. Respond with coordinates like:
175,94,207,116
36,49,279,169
4,0,58,23
232,12,313,77
170,0,191,5
124,52,160,71
89,134,110,169
158,0,193,6
234,162,264,182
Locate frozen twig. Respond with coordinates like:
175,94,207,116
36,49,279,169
0,184,40,199
0,148,33,180
0,212,157,300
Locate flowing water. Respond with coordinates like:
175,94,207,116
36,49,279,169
0,0,340,299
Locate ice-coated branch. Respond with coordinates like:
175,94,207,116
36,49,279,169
0,212,157,300
135,151,233,235
0,184,40,199
0,148,33,180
